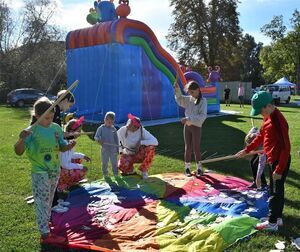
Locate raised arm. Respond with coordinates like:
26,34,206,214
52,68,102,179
174,82,189,108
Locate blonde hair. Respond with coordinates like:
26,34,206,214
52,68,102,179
105,111,115,120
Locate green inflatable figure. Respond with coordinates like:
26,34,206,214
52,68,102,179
86,8,99,25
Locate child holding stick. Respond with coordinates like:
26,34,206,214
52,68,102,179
14,97,75,243
174,81,207,177
57,118,91,194
94,112,119,177
236,91,291,231
244,127,267,190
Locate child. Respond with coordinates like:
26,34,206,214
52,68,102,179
14,97,75,243
245,127,267,190
224,85,231,107
238,84,245,108
53,90,75,127
57,118,91,195
94,112,119,177
52,89,75,207
174,81,207,177
117,114,158,179
236,91,291,231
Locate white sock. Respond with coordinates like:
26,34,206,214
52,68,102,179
197,162,202,171
185,162,191,170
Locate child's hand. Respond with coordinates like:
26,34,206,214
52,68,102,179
235,149,247,158
19,129,32,140
272,172,282,181
174,81,179,94
69,140,76,148
181,118,188,125
174,81,179,89
84,155,91,162
135,141,141,151
256,177,261,189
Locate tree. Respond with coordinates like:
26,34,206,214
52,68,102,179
167,0,242,81
260,9,300,93
0,0,66,101
238,34,265,87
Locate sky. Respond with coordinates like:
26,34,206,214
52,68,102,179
4,0,299,56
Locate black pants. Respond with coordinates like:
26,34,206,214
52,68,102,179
268,156,291,223
250,155,267,185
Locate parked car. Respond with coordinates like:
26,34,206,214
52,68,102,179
261,84,291,105
7,88,57,107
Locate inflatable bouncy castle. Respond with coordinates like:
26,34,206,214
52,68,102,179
66,0,220,123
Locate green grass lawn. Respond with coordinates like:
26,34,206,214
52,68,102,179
0,99,299,251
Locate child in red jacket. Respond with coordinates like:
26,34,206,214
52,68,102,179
236,91,291,231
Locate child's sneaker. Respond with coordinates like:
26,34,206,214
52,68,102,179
121,171,137,176
196,169,203,177
40,233,66,244
277,218,283,227
142,171,148,180
255,220,278,231
259,217,283,226
185,168,192,177
196,162,204,177
59,201,71,207
52,205,69,213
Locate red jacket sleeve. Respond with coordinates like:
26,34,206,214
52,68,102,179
275,115,291,174
245,130,264,153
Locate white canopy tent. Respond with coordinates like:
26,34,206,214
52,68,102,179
274,77,296,88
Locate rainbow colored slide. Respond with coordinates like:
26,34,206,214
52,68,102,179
66,19,220,123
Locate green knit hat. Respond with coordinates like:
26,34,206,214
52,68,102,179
250,91,273,116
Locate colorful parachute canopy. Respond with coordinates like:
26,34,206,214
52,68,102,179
48,173,268,251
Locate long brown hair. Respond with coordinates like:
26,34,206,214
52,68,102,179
30,97,53,125
185,81,202,105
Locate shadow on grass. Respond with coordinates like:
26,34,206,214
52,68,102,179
148,115,252,179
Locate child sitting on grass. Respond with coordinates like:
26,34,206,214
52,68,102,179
94,112,119,177
236,91,291,231
14,97,75,244
245,127,267,190
55,117,91,212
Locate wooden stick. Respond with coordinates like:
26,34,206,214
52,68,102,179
175,69,179,83
200,150,263,165
67,131,94,137
29,80,79,130
251,118,255,128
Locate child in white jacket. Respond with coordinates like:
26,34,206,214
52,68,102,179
57,118,91,192
117,114,158,179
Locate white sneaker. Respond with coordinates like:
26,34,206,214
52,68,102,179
277,218,283,227
259,217,283,227
57,199,71,206
52,205,69,213
142,171,148,180
256,220,278,231
59,201,71,207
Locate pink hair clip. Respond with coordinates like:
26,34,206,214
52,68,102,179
71,116,85,130
128,113,141,128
